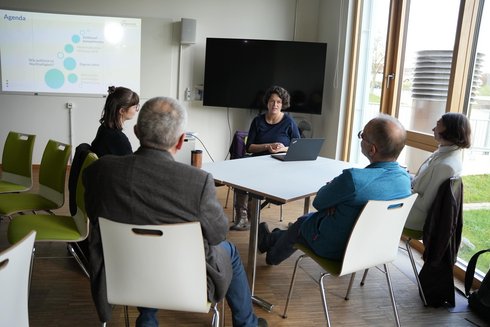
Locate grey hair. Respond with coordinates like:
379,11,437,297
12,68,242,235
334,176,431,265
136,97,188,150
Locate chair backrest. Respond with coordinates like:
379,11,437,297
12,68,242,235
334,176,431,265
72,152,98,237
69,143,92,216
229,131,248,159
0,230,36,327
422,176,463,262
1,131,36,189
340,194,418,276
38,140,72,206
99,218,210,313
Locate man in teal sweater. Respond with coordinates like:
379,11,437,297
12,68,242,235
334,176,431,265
258,114,411,264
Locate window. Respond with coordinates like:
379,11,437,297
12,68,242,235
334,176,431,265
348,0,390,166
347,0,489,274
460,0,490,274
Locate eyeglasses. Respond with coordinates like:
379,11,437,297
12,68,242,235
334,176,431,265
358,130,374,146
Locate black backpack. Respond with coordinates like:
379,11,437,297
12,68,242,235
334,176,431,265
465,249,490,322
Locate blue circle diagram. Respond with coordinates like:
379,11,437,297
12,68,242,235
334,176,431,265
65,44,74,53
64,57,77,71
68,73,78,83
45,69,65,89
45,34,81,89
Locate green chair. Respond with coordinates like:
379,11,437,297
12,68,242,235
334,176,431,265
7,152,98,278
0,131,36,194
0,140,71,219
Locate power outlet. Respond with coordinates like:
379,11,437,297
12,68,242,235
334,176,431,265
65,102,73,109
184,88,192,101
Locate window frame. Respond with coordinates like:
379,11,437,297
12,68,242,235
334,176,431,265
343,0,485,283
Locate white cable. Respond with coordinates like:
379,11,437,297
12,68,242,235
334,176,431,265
177,44,183,99
334,0,345,89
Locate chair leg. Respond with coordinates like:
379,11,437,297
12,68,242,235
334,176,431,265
230,189,238,223
319,273,332,327
383,264,401,327
124,305,130,327
344,272,356,300
282,254,306,319
29,247,35,293
225,186,231,208
67,243,90,279
405,238,427,306
73,241,89,264
211,302,221,327
360,268,369,286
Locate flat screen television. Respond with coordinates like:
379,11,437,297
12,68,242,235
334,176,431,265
203,38,327,115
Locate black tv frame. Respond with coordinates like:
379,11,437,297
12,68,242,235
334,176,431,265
203,37,327,115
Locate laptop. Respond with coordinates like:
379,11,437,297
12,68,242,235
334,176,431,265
271,138,325,161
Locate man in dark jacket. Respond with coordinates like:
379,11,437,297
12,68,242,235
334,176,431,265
84,96,267,327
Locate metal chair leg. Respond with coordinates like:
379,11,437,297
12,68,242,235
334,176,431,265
67,243,90,278
405,238,427,306
360,268,369,286
319,273,332,327
282,254,306,318
383,264,401,327
29,247,35,293
344,272,356,300
211,302,222,327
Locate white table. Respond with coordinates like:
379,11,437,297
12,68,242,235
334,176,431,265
202,155,355,310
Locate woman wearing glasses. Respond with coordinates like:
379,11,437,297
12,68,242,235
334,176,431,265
230,85,301,231
91,86,140,157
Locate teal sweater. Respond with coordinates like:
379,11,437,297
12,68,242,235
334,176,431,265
300,161,411,260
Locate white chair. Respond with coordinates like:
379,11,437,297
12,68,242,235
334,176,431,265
282,194,417,327
0,230,36,327
98,218,221,327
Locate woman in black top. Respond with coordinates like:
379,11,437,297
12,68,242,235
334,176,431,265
91,86,140,157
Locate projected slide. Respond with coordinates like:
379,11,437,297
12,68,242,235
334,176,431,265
0,10,141,95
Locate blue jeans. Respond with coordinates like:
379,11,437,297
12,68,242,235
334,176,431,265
265,214,309,265
136,240,258,327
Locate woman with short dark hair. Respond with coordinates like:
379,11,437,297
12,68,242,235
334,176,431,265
246,85,299,155
231,85,301,231
405,112,472,230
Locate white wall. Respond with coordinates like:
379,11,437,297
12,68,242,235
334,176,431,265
0,0,350,164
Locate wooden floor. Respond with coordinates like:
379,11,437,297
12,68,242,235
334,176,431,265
0,169,487,327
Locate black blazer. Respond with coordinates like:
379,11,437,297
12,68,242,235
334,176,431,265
419,177,463,307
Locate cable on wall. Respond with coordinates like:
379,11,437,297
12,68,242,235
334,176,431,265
334,0,345,89
293,0,299,40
